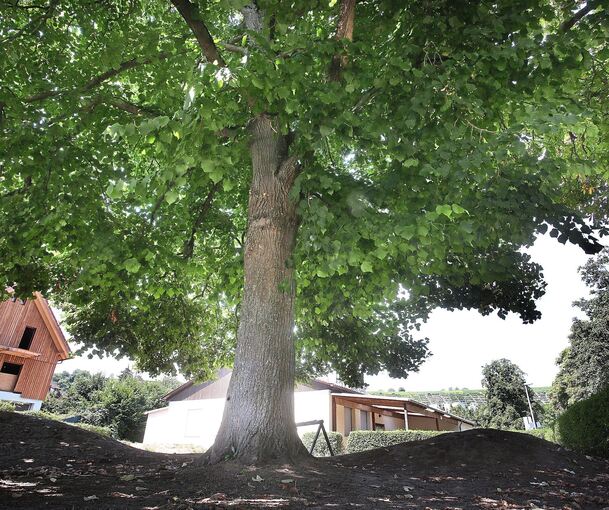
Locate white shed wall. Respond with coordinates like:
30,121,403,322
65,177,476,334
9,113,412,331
0,390,42,410
143,390,332,448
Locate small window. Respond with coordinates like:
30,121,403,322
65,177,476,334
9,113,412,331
18,327,36,350
1,362,22,376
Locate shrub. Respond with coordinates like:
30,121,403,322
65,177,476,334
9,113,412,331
522,427,561,444
346,429,443,454
558,386,609,457
24,410,68,421
22,411,116,438
72,423,113,437
0,401,15,412
301,431,344,456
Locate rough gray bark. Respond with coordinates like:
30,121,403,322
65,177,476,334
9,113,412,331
204,115,307,464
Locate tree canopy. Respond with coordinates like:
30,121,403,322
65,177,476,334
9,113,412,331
1,1,607,388
551,248,609,410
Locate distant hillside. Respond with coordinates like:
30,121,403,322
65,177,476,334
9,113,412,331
370,388,551,410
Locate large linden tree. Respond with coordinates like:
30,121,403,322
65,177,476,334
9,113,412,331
1,0,607,461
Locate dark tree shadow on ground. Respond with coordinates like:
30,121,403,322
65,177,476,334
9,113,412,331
0,412,608,509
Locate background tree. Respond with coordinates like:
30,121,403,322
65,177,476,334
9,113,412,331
551,249,609,411
449,403,479,423
478,359,543,430
43,370,109,424
1,1,607,461
42,370,179,441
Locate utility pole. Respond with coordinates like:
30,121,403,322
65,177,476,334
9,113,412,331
524,383,536,429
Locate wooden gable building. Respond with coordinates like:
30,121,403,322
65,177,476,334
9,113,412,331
0,292,70,410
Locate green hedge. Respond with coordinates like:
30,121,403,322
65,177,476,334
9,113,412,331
346,429,443,453
558,386,609,458
301,431,344,456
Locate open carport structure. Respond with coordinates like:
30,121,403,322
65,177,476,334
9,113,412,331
331,393,475,435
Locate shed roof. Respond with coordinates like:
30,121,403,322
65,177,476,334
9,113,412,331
32,292,70,360
331,393,476,425
163,370,362,401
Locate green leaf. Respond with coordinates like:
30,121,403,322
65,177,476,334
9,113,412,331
124,258,141,274
209,170,224,184
451,204,467,215
435,205,452,218
360,260,373,273
320,125,333,137
165,190,179,204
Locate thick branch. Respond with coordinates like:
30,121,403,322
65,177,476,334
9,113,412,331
104,97,161,117
560,2,595,32
219,42,248,55
25,50,184,103
182,182,221,259
329,0,356,81
0,0,59,44
170,0,226,66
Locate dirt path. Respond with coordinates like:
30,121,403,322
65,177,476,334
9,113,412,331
1,412,608,509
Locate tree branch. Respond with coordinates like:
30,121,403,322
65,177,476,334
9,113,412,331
218,42,248,55
182,182,221,259
560,2,595,32
170,0,226,66
329,0,356,81
103,97,162,117
0,0,59,44
25,50,186,103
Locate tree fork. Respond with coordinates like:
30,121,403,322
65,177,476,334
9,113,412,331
203,115,307,464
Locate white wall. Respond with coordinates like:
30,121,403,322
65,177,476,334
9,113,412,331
0,390,42,411
143,390,332,448
294,390,331,435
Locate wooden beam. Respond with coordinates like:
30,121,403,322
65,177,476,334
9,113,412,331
331,395,337,432
334,396,404,421
0,345,40,359
334,395,440,419
32,293,70,359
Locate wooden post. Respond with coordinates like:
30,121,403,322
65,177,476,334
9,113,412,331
403,403,409,430
331,395,336,432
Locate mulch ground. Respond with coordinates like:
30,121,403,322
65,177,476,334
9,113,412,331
1,412,608,509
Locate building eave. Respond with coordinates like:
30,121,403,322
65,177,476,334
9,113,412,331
330,393,476,425
32,292,70,360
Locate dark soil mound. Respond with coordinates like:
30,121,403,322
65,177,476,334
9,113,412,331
1,411,608,509
346,427,585,471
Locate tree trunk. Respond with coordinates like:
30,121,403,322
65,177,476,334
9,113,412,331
204,115,308,464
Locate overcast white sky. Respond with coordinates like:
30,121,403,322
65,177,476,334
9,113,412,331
366,234,592,390
58,234,594,391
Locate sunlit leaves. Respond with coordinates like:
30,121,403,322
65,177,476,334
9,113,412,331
0,0,607,384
